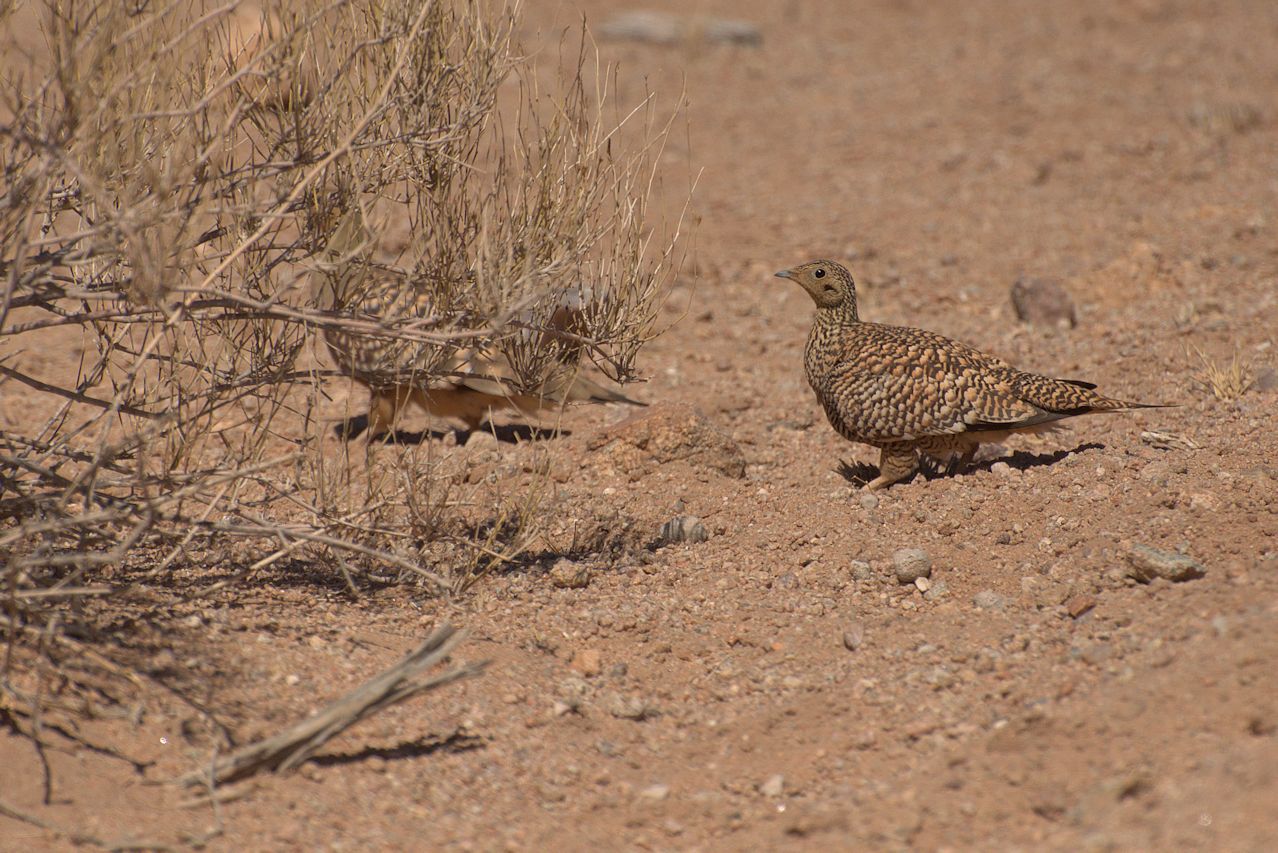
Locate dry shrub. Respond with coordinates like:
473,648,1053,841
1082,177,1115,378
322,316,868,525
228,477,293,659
1,0,686,713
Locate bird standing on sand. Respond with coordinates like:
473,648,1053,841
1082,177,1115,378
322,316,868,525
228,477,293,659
775,260,1161,490
313,210,643,439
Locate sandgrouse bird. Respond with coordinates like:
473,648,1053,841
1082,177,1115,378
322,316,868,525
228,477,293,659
775,260,1160,490
313,210,642,439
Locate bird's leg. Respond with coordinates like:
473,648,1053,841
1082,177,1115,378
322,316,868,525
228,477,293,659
865,446,919,490
957,443,978,471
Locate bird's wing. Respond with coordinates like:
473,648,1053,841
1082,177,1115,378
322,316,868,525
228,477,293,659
823,325,1063,442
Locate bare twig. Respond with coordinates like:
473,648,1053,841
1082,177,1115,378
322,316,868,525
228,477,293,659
181,624,485,787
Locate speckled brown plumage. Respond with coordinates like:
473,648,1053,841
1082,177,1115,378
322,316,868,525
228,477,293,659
313,210,642,438
775,260,1161,489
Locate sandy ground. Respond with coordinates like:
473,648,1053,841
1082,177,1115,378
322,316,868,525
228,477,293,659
3,0,1278,850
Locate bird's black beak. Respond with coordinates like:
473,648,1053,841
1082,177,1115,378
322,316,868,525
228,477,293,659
774,269,793,280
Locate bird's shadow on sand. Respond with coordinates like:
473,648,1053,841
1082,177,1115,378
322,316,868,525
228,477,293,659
836,442,1105,487
334,415,566,445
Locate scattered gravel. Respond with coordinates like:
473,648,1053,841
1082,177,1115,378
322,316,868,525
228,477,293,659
893,548,932,584
1011,276,1077,328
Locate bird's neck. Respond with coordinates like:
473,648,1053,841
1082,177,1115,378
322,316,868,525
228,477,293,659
816,303,859,325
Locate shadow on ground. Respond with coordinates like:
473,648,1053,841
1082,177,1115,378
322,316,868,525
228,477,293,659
335,415,566,444
836,442,1106,487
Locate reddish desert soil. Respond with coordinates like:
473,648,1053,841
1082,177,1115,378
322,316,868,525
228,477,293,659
4,0,1278,850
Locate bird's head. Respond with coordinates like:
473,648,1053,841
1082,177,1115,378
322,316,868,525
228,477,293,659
774,260,858,317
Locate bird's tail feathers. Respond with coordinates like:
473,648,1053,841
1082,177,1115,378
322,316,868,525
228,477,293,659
1092,398,1175,412
554,372,646,407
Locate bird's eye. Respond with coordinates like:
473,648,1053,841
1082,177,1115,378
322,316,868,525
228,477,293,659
813,268,826,279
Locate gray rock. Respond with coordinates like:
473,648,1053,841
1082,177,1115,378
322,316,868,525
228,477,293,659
972,589,1007,610
892,548,932,584
1125,544,1206,583
850,560,873,581
660,515,708,545
859,493,880,510
599,12,762,47
923,579,949,602
599,11,682,44
1011,276,1077,328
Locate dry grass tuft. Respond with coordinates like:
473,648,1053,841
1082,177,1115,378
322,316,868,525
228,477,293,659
1188,344,1254,401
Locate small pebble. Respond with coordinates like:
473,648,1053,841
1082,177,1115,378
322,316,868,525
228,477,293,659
1065,594,1097,619
914,576,932,593
850,560,873,581
1081,643,1113,666
1010,276,1077,328
972,590,1006,610
609,694,651,720
639,783,670,801
859,493,880,510
923,579,949,602
571,648,603,677
892,548,932,584
759,774,785,798
550,559,592,589
842,624,865,651
661,515,709,545
990,461,1013,476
